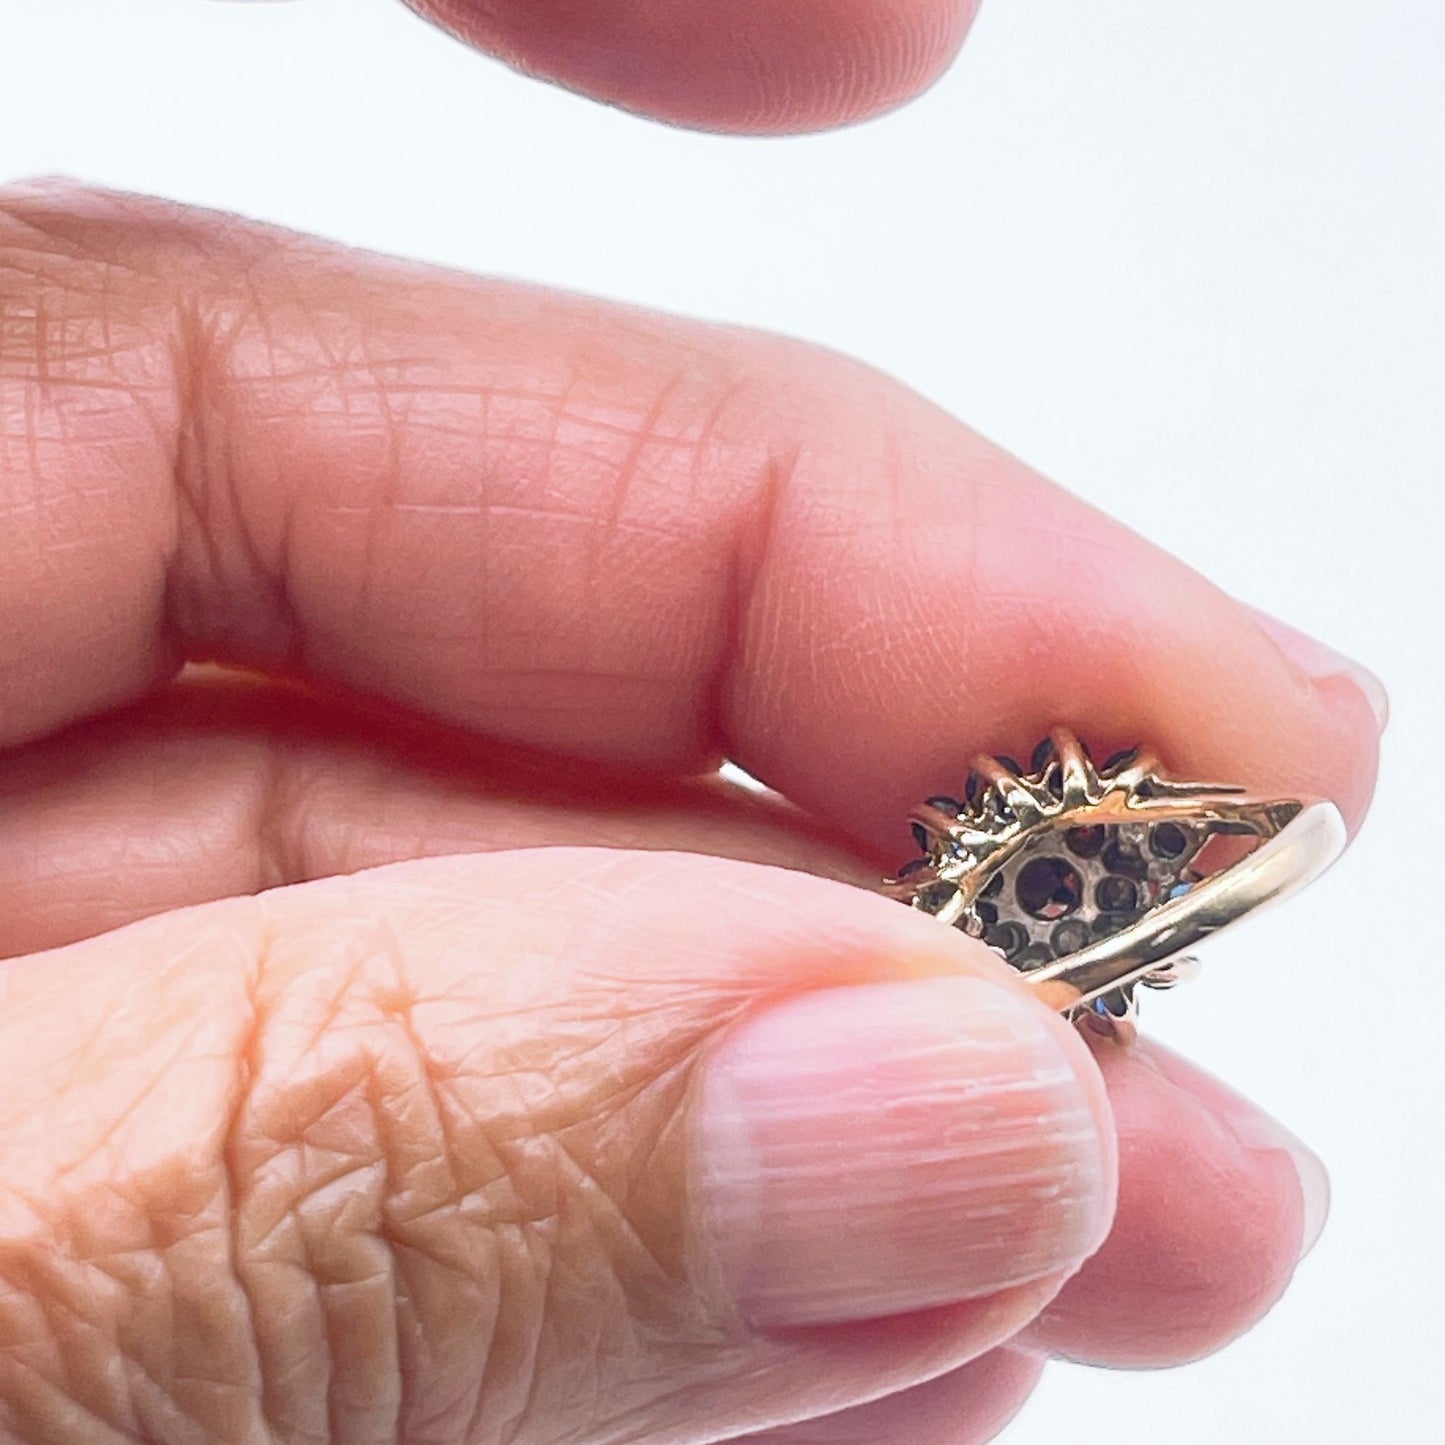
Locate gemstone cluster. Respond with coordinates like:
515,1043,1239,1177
885,729,1261,1028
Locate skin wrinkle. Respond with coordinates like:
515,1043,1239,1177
174,279,310,672
702,435,797,769
0,224,175,746
0,915,269,1444
219,890,682,1445
212,915,273,1445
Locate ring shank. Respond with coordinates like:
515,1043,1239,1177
1018,799,1347,1008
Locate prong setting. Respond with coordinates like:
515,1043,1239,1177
885,728,1343,1038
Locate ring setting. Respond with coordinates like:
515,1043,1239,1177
882,727,1345,1039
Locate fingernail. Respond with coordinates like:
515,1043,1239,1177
1247,606,1389,733
1217,1105,1331,1261
693,976,1114,1329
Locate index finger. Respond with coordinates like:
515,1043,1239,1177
0,183,1382,854
402,0,981,132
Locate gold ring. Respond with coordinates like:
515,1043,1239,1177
881,727,1346,1040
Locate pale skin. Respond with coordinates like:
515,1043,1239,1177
0,5,1384,1443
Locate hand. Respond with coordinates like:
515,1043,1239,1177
0,174,1381,1444
0,8,1383,1445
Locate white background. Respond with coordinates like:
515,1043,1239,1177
2,1,1442,1441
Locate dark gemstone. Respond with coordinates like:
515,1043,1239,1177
1065,825,1107,858
1051,919,1092,955
916,882,956,914
974,899,999,928
1103,746,1140,774
1101,838,1148,880
1091,911,1138,938
1150,822,1190,859
1045,766,1066,801
986,921,1029,960
925,795,962,816
910,821,929,850
1268,801,1303,830
1031,737,1056,772
994,755,1023,776
897,857,929,877
1095,875,1138,913
981,870,1005,899
1014,944,1055,970
964,770,985,805
1092,987,1132,1018
1015,855,1084,920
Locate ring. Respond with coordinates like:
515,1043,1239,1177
881,727,1346,1040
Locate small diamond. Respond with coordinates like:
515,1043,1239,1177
1101,837,1148,880
1051,919,1092,955
986,921,1029,960
1095,875,1138,913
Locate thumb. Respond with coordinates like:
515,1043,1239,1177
0,849,1114,1443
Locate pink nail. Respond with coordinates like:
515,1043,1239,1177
692,976,1114,1329
1247,606,1389,733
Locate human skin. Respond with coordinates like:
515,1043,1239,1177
0,5,1385,1443
401,0,984,131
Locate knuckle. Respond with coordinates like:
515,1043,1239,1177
0,867,737,1443
235,888,702,1442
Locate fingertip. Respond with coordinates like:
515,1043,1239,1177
1020,1038,1318,1367
405,0,980,132
1240,602,1387,835
1136,1042,1330,1266
732,1347,1044,1444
